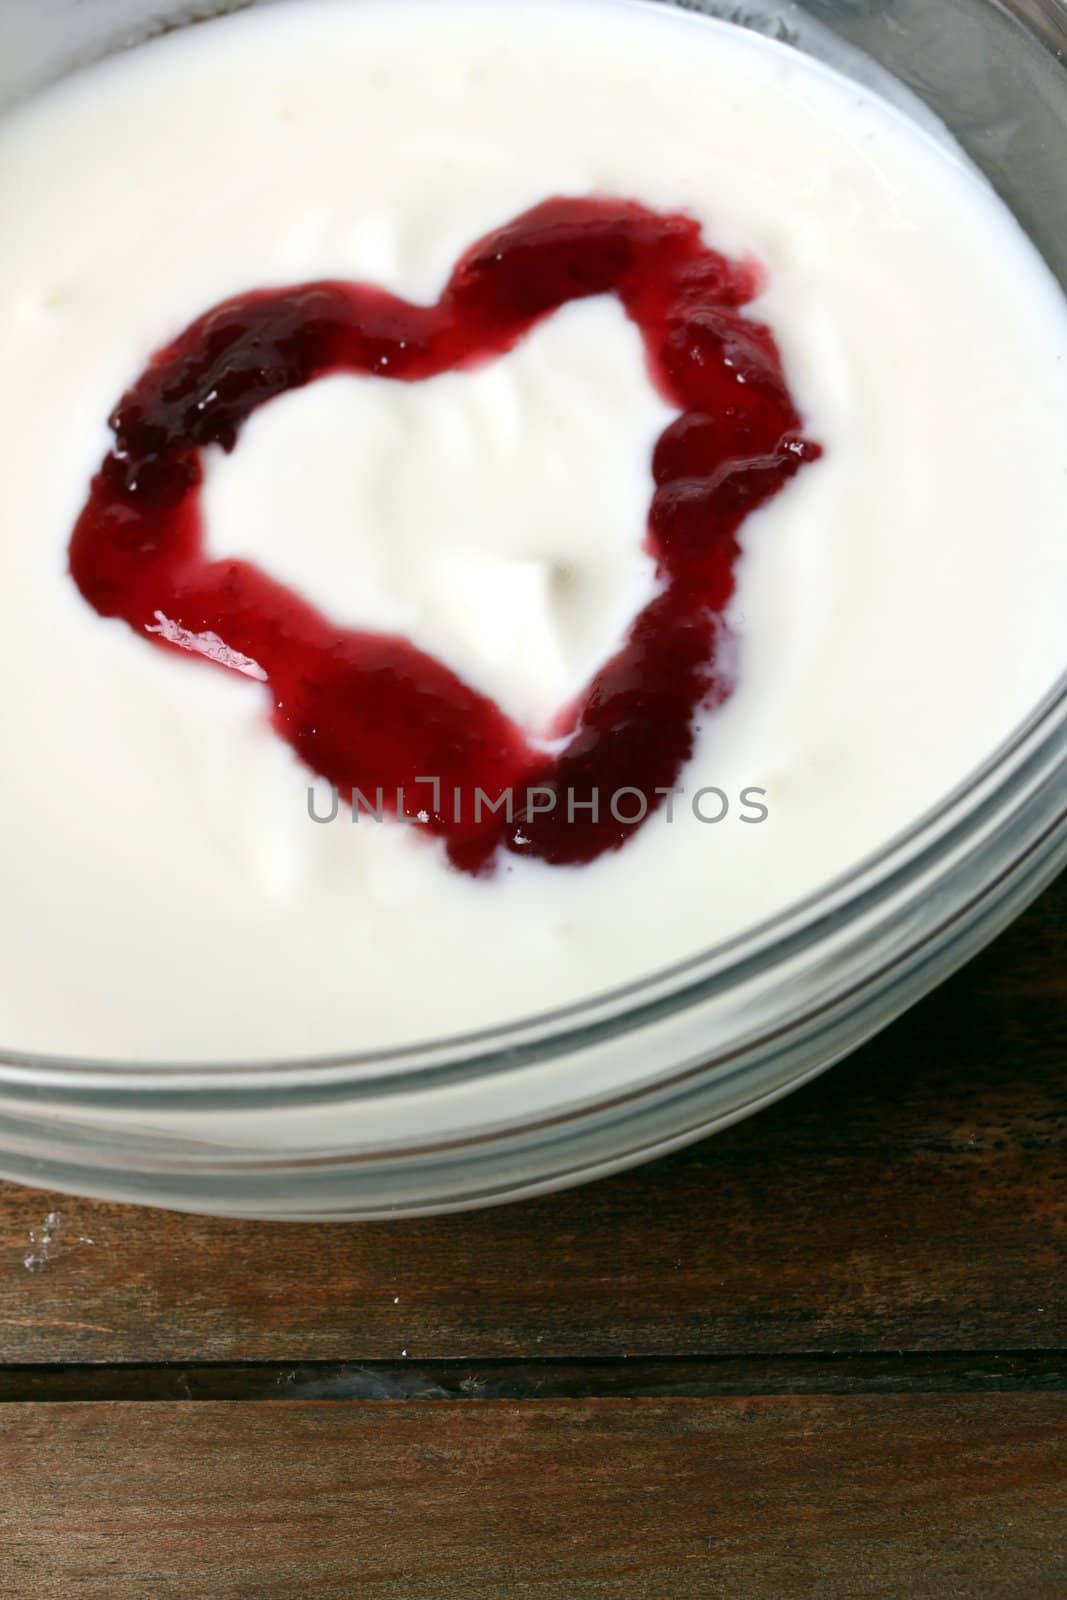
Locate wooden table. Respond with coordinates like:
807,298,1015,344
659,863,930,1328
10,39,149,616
0,877,1064,1598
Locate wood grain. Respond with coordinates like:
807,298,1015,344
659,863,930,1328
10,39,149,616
2,1397,1065,1599
1,874,1064,1367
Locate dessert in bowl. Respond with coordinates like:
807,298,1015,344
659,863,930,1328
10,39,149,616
0,0,1064,1215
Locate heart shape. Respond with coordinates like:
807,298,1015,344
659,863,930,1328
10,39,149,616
70,197,820,873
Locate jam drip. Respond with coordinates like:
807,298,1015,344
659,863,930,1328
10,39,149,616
70,197,820,871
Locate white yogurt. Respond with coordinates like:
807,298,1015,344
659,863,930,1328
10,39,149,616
0,0,1064,1061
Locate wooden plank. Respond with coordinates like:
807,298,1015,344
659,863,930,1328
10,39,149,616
1,1397,1065,1599
0,875,1064,1366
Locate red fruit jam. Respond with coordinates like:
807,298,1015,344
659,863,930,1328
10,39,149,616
70,197,820,872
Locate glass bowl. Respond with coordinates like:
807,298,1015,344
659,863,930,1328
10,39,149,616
1,0,1065,1218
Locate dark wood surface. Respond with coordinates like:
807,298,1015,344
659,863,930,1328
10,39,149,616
3,1397,1066,1599
0,875,1064,1597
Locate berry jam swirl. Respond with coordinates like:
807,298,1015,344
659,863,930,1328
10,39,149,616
70,197,820,872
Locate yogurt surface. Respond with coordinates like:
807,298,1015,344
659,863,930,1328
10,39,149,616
0,0,1065,1060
